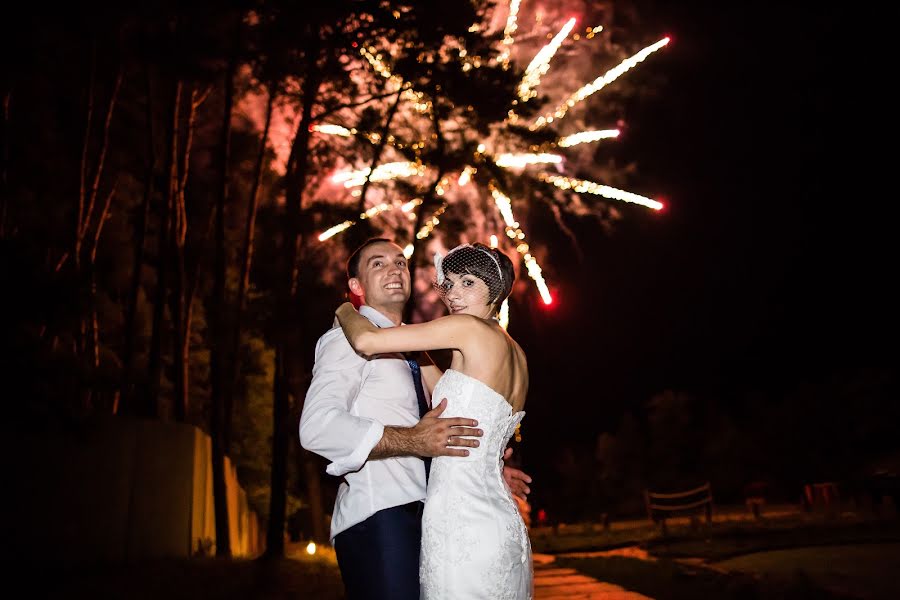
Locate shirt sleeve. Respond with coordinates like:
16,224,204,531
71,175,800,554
299,327,385,476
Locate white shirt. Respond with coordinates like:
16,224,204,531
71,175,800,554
299,305,428,541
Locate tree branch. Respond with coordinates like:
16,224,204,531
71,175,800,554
81,63,123,244
357,89,404,212
311,89,400,122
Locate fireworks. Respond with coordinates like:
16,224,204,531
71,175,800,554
315,1,668,313
332,161,425,188
495,153,562,169
557,129,619,147
531,37,670,129
517,17,577,101
539,174,664,211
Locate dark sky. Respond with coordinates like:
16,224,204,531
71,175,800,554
514,2,895,446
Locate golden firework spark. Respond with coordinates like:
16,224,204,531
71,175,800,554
557,129,620,147
314,1,668,313
531,37,670,129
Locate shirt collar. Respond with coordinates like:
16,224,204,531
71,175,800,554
359,305,401,329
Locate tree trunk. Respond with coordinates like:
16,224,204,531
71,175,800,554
169,85,206,423
169,199,187,423
267,345,289,556
74,47,97,411
76,50,123,411
147,80,182,419
121,67,156,414
404,107,448,321
0,90,10,239
88,184,116,411
210,47,237,558
356,89,402,214
345,89,404,250
266,49,322,559
406,185,445,320
301,448,328,543
78,55,122,266
76,45,96,273
226,83,274,436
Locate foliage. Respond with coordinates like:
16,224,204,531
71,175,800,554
569,368,899,521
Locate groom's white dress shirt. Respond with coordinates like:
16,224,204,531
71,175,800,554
299,305,428,541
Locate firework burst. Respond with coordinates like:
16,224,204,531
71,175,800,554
314,1,669,319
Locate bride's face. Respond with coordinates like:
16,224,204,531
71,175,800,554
441,271,494,318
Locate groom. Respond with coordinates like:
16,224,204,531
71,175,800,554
299,238,532,600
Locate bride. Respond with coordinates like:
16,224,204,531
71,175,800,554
336,242,532,599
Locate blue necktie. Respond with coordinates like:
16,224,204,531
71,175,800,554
405,356,432,481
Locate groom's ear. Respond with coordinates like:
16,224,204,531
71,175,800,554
348,278,364,299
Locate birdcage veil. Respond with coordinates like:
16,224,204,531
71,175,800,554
432,243,509,308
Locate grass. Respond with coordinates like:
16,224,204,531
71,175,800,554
643,519,900,561
18,546,345,600
714,543,900,600
530,504,900,556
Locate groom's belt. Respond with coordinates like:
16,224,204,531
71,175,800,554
396,501,424,518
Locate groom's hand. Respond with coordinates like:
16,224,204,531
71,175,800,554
415,398,482,457
502,447,532,500
372,399,482,461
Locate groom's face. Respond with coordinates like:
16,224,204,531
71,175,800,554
350,241,411,309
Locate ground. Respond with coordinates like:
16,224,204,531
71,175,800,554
23,506,900,599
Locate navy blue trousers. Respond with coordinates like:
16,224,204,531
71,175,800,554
333,501,423,600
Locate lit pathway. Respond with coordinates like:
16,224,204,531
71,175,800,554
533,554,654,600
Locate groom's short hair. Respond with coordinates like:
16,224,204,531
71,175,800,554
346,237,394,280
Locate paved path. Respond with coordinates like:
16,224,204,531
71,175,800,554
533,554,654,600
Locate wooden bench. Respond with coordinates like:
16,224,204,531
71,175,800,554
644,482,714,536
744,480,769,520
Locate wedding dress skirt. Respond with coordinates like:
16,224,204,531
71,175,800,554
420,369,532,599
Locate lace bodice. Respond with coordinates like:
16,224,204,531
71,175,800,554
420,369,532,599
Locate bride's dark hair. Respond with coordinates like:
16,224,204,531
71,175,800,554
441,243,515,307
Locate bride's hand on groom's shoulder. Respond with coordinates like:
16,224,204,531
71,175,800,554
335,301,356,317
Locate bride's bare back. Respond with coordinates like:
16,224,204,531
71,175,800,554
444,317,529,412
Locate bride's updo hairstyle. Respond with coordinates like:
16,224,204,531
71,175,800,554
434,243,515,310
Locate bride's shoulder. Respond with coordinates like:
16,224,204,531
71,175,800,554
509,337,528,370
439,313,491,329
516,342,528,368
505,330,527,355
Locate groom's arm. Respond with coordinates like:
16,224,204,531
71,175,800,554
370,397,483,459
300,329,484,471
299,328,383,477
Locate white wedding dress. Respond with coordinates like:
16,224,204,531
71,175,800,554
420,369,533,600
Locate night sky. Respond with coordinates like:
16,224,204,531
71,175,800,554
514,2,895,446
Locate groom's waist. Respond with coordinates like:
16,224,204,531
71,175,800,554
396,500,425,518
330,473,426,540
